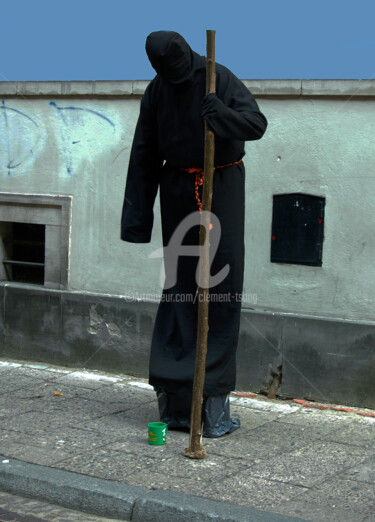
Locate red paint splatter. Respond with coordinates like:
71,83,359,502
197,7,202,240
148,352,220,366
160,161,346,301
304,403,329,410
233,392,257,398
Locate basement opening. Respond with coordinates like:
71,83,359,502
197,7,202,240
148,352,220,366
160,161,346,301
1,222,45,285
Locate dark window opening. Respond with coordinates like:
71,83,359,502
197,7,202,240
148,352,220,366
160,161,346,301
1,222,45,284
271,194,325,267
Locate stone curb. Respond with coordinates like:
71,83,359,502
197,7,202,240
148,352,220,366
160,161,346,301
0,457,304,522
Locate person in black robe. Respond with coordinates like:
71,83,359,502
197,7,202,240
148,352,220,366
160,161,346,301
121,31,267,437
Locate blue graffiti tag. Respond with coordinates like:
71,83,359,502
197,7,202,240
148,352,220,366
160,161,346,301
50,102,115,128
1,100,39,175
50,101,116,175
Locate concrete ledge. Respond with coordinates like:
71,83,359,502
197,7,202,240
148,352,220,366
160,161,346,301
242,79,302,96
0,457,301,521
1,79,375,98
301,79,375,96
0,82,17,95
0,80,138,98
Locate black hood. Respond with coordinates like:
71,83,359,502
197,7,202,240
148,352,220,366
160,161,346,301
145,31,197,86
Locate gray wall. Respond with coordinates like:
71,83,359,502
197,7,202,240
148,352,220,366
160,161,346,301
1,80,374,322
0,80,374,406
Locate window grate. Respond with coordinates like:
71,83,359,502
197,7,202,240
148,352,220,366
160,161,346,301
1,222,45,284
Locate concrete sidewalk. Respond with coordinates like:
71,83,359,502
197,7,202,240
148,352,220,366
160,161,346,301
0,359,374,521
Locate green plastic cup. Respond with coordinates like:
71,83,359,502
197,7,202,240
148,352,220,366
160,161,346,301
148,422,168,445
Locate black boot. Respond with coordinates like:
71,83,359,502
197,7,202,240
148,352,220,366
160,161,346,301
202,394,240,438
156,389,190,431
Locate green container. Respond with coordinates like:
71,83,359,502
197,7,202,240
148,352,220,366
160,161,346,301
148,422,168,445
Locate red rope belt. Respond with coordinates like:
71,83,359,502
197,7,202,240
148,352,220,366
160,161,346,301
180,159,243,212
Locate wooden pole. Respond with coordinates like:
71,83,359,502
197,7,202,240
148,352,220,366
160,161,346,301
184,29,216,460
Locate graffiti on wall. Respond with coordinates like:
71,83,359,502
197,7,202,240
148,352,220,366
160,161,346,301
50,102,117,176
0,100,123,177
0,100,45,176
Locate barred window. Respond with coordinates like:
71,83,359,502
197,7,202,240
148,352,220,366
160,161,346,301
0,194,71,289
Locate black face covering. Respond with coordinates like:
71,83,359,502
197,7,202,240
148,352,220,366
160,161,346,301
145,31,194,86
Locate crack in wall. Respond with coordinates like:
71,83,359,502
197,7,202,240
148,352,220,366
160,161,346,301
266,364,283,399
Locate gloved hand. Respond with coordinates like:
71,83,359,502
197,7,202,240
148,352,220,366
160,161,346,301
201,93,227,121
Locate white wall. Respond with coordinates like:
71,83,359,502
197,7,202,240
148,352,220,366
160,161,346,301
243,97,375,322
0,81,374,323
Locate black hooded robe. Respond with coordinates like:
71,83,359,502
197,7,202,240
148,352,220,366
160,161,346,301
121,32,267,437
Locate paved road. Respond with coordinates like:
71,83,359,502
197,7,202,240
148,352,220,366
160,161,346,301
0,491,125,521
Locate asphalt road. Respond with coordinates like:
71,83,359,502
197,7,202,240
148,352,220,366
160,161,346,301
0,491,125,521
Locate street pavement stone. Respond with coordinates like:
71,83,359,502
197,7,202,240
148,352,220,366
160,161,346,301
5,381,94,400
75,382,156,404
0,424,124,466
109,427,191,457
0,398,40,420
319,419,375,449
75,400,161,435
0,425,120,450
206,417,335,460
5,366,59,382
300,477,375,517
201,473,310,509
340,455,375,484
52,446,164,482
246,440,371,487
0,359,374,521
128,468,310,507
0,441,71,467
229,402,283,427
275,408,360,428
271,499,367,522
0,375,37,396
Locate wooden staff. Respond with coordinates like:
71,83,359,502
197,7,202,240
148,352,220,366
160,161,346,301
184,29,216,460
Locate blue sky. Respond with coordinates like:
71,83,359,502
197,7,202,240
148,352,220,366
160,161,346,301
1,0,374,81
